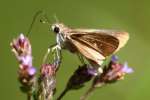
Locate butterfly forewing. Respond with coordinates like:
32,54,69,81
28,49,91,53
70,32,119,57
70,29,129,52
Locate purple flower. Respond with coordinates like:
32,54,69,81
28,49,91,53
10,33,31,57
11,33,33,67
121,62,133,74
28,67,36,76
18,55,33,68
65,64,97,90
108,61,133,81
38,64,57,100
111,55,119,62
56,64,97,100
18,65,36,86
40,64,56,77
87,65,98,76
93,55,133,87
10,33,36,86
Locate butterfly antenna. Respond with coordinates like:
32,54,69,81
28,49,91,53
26,10,43,37
40,12,51,25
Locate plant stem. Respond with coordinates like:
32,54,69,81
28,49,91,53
27,92,33,100
80,83,104,100
56,87,69,100
80,87,95,100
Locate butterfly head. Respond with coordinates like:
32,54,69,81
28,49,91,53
51,23,69,34
51,23,70,47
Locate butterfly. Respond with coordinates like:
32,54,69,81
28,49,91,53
46,23,129,72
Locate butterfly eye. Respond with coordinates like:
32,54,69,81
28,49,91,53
54,26,60,33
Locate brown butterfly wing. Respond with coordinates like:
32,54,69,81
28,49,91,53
68,37,105,65
70,33,119,57
70,29,129,53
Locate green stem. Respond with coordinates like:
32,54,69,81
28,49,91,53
56,87,69,100
80,83,104,100
27,92,33,100
80,87,95,100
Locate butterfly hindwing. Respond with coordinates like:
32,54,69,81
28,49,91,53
70,37,105,65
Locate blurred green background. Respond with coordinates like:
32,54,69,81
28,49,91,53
0,0,150,100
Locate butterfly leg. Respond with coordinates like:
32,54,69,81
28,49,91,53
77,53,86,64
52,44,62,68
43,44,56,63
43,44,61,66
